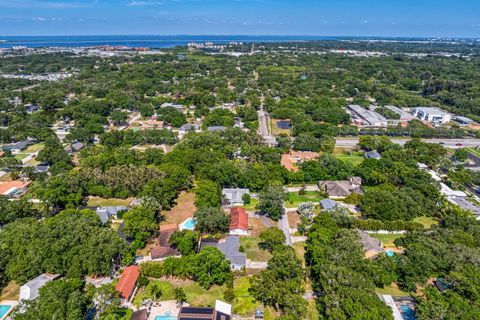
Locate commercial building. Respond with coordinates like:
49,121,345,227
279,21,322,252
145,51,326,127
453,116,476,126
412,107,452,124
347,105,388,127
384,105,416,121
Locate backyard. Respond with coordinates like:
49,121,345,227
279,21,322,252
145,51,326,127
413,216,439,229
240,236,272,262
333,150,365,166
87,196,132,207
161,191,196,226
285,191,323,208
369,233,403,248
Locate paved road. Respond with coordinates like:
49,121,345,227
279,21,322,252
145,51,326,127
278,211,293,246
336,138,480,149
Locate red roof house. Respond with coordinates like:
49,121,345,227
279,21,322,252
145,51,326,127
115,265,140,301
229,207,249,236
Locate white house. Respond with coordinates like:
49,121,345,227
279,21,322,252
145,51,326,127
19,274,59,301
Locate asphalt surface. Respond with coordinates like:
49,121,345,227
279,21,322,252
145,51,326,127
335,138,480,149
278,211,293,246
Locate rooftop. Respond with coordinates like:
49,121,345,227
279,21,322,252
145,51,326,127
222,188,249,205
348,105,388,126
229,207,248,232
0,181,30,196
217,236,246,268
413,107,449,116
115,265,140,300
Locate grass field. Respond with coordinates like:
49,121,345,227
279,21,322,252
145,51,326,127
334,150,365,166
240,236,272,262
87,197,132,207
14,153,30,161
369,233,403,247
24,143,44,153
133,279,225,308
375,284,410,297
0,281,19,301
413,216,439,229
242,198,259,211
161,191,196,225
270,119,292,136
285,191,322,208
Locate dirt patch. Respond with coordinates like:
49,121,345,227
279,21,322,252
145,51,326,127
0,281,19,301
161,191,196,226
288,212,300,229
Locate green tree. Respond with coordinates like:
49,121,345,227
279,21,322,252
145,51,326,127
259,227,286,252
194,179,222,208
256,185,286,221
193,247,232,289
194,207,230,234
169,230,197,255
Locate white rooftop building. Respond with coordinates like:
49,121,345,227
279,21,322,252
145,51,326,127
412,107,452,124
347,105,388,127
19,274,59,301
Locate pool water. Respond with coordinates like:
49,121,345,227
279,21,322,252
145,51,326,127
277,120,292,129
181,218,196,230
0,305,11,319
155,316,177,320
400,304,416,320
386,250,394,257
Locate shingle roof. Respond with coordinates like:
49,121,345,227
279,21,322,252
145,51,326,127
0,181,30,196
229,207,248,231
365,150,381,159
217,236,246,268
222,188,249,205
115,265,140,300
150,246,180,260
130,309,147,320
320,199,338,211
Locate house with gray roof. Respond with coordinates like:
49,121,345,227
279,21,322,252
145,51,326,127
207,126,227,132
19,274,60,301
217,236,246,270
96,206,128,224
3,140,35,153
318,177,363,198
222,188,250,207
358,231,384,259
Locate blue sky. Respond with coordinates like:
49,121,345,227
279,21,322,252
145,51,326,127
0,0,479,37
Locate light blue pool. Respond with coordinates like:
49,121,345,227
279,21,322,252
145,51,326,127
155,311,177,320
400,304,416,320
180,217,196,230
386,250,394,257
0,305,12,319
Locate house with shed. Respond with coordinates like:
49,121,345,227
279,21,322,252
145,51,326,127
222,188,250,207
20,273,60,301
3,139,35,154
318,177,363,198
229,207,249,236
178,300,232,320
358,231,384,259
149,224,181,261
115,265,140,301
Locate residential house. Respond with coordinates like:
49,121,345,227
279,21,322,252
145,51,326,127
160,102,184,112
20,274,60,301
281,150,319,172
25,104,40,114
3,140,34,153
222,188,250,207
115,265,140,301
364,150,381,159
318,177,363,198
139,116,164,130
150,224,181,261
0,181,30,198
358,231,384,259
130,309,147,320
67,141,84,154
179,123,200,137
34,165,50,174
96,206,128,224
229,207,249,236
178,300,232,320
217,236,246,270
320,199,339,211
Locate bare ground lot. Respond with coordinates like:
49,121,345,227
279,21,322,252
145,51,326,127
161,191,196,226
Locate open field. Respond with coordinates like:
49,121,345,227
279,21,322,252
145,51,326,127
413,216,439,229
375,283,410,297
24,143,44,153
285,191,322,208
161,191,195,226
240,236,272,262
333,150,365,166
369,233,403,247
87,196,132,207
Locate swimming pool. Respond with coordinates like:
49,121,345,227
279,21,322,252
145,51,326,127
386,250,394,257
0,305,12,319
179,217,196,231
400,304,416,320
155,311,177,320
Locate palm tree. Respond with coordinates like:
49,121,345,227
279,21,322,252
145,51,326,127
147,283,162,301
174,287,187,306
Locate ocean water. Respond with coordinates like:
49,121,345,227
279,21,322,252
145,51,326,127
0,35,341,49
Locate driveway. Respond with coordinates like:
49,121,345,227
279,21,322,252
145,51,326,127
278,211,293,246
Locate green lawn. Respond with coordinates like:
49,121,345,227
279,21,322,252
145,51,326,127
24,143,44,153
334,152,365,166
233,276,262,316
285,191,322,208
369,233,403,247
14,153,30,161
242,198,259,211
133,279,225,308
375,284,410,297
240,236,272,262
413,216,439,229
87,197,132,207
